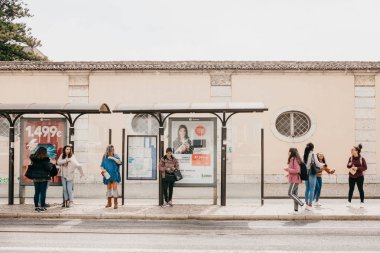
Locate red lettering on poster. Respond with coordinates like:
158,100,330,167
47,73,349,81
192,154,211,166
21,119,66,185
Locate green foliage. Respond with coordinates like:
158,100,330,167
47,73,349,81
0,0,47,61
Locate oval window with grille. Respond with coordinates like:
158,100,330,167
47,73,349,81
275,111,311,138
131,114,160,135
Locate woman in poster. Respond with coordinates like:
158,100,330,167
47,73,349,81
100,145,122,209
57,145,84,208
173,124,194,154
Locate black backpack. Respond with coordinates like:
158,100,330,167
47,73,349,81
299,162,308,181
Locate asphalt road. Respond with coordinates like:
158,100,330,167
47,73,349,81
0,219,379,252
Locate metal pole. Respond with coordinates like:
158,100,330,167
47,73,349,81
122,129,125,205
158,126,164,206
109,129,112,145
8,126,15,205
67,124,75,205
261,128,264,206
221,126,227,206
69,126,75,150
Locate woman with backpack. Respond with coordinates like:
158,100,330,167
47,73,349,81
303,143,325,211
284,148,304,214
347,144,367,208
313,153,335,207
29,147,57,212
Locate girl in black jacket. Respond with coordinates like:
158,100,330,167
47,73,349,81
29,147,56,212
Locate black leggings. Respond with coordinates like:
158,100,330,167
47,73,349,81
162,177,175,203
348,176,364,203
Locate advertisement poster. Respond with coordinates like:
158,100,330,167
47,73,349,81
127,136,157,180
20,118,67,186
169,118,216,187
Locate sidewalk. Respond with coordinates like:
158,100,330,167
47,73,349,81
1,198,379,221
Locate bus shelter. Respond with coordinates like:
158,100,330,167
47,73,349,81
0,103,111,205
113,102,268,206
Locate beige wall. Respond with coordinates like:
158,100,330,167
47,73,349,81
376,74,380,178
0,74,68,102
0,73,69,181
87,73,211,179
232,73,356,178
0,70,378,186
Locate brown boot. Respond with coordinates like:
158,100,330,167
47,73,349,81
113,198,118,209
105,197,112,208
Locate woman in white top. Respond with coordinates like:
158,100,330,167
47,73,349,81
303,143,325,210
57,145,84,207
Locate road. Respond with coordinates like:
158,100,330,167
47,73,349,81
0,219,379,252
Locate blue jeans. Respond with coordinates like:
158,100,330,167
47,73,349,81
314,176,322,201
39,181,49,205
34,181,48,207
305,174,317,205
62,177,74,201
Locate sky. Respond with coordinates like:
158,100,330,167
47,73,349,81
25,0,380,61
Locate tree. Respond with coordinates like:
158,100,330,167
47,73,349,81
0,0,47,61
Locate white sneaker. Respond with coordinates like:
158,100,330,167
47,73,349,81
289,211,300,215
315,201,321,207
346,202,351,207
360,202,365,208
305,205,312,211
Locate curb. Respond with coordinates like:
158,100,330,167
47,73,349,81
1,213,380,221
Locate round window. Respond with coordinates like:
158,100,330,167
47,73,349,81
275,111,311,138
131,114,160,135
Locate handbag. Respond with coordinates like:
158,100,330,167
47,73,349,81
50,164,58,177
173,169,183,181
25,164,34,179
349,167,357,175
310,156,319,175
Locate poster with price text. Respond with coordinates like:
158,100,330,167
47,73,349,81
169,118,217,187
20,118,67,186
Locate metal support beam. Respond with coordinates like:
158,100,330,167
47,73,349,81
158,126,164,206
221,126,227,206
8,126,15,205
122,128,126,206
69,126,75,150
261,128,264,206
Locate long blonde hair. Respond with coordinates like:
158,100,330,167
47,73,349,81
103,145,114,160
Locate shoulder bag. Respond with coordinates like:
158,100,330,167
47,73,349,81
25,164,34,179
173,169,183,181
310,155,319,175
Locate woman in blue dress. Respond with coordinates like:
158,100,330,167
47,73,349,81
100,145,122,209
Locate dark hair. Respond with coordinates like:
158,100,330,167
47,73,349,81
288,148,302,164
32,147,48,160
303,143,314,163
354,144,363,154
317,153,326,165
164,147,173,160
62,145,73,159
177,125,189,139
